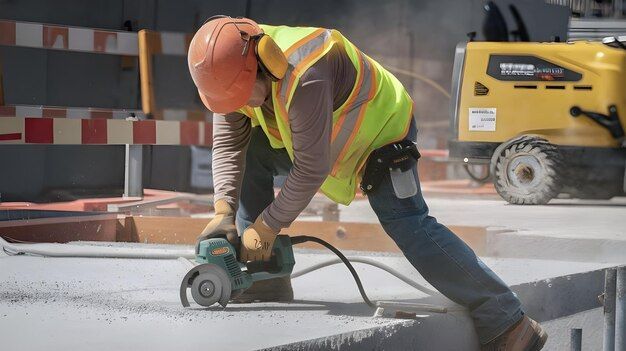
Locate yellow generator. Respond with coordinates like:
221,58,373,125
448,37,626,204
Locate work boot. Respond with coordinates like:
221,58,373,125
481,316,548,351
231,276,294,303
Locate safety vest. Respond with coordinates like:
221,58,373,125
239,25,414,205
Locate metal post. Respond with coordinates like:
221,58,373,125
604,268,617,351
615,0,624,18
570,328,582,351
138,30,156,118
124,144,143,198
322,203,340,222
0,53,4,106
617,266,626,351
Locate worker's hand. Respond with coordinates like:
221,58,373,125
240,217,278,262
195,199,239,254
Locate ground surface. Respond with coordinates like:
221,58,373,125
0,244,614,351
340,196,626,241
2,195,625,350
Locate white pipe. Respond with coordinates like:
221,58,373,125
1,238,442,300
0,237,194,260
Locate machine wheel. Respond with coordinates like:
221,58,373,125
493,137,564,205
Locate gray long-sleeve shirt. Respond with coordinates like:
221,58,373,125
212,45,356,231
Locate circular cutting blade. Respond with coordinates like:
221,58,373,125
180,263,232,308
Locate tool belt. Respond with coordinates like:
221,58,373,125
360,139,420,195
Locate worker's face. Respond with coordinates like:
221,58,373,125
247,73,270,107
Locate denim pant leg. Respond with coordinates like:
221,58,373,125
366,127,523,343
236,127,292,233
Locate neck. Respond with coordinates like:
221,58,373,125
263,76,272,102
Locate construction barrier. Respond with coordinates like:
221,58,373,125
0,117,211,146
137,29,191,117
0,19,138,55
0,104,146,120
0,19,190,57
0,19,209,122
0,20,214,197
0,19,212,147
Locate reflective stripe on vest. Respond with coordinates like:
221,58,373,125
279,28,332,111
330,50,375,176
240,25,413,205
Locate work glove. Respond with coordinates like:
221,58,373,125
195,199,239,254
240,216,279,262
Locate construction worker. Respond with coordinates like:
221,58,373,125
188,16,547,350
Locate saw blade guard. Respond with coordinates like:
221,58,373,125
180,263,232,308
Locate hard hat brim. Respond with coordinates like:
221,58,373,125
197,76,254,115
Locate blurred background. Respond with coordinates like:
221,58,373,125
0,0,624,202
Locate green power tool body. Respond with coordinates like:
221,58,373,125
179,235,295,307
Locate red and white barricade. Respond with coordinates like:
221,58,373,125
0,19,191,57
0,116,211,146
0,20,213,197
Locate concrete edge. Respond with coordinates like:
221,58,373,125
264,266,613,351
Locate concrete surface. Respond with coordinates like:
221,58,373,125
542,307,603,351
340,197,626,241
0,244,615,350
2,195,624,350
334,197,626,263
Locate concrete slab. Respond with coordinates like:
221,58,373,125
542,307,603,351
338,197,626,241
332,197,626,263
0,243,615,350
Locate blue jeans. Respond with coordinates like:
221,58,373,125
236,124,523,344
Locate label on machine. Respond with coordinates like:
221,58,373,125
469,108,497,131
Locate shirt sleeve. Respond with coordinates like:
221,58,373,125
261,58,334,231
211,112,251,210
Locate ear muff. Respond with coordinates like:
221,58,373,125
255,34,288,81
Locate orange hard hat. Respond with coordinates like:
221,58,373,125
188,17,262,114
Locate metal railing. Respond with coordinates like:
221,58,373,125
569,18,626,39
547,0,625,18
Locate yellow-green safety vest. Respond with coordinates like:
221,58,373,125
239,25,414,205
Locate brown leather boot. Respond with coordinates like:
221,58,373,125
231,276,294,303
481,316,548,351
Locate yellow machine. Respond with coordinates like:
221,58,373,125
448,37,626,204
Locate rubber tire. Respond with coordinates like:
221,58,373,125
493,137,564,205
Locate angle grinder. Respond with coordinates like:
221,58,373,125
179,234,441,314
179,235,295,308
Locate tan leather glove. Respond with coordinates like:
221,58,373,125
240,216,279,262
196,199,238,254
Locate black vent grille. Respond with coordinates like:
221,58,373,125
474,82,489,96
224,255,243,280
